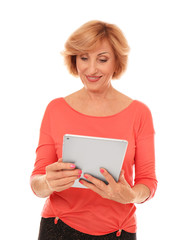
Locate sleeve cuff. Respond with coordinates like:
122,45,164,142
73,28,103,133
134,178,158,203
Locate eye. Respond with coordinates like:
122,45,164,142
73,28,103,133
80,57,88,61
99,59,108,63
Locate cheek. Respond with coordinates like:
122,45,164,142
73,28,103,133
76,64,81,75
76,59,87,75
76,60,82,74
103,64,115,76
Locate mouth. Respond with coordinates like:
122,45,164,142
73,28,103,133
86,75,102,82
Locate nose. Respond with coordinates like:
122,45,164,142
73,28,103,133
88,60,98,75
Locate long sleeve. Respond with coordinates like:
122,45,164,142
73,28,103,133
134,104,157,201
31,102,58,178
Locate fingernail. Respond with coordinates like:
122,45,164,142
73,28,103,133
78,175,81,178
79,180,83,184
70,164,76,168
100,169,104,174
84,174,88,179
78,170,82,174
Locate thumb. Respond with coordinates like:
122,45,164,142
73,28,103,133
118,169,126,183
58,158,63,163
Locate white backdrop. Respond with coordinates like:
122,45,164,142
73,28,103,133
0,0,186,239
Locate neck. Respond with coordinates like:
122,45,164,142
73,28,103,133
80,84,117,102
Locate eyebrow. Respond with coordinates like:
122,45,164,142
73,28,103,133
80,52,110,57
97,52,110,56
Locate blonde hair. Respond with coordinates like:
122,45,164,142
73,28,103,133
62,20,130,79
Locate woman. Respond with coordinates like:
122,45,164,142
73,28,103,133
30,20,157,240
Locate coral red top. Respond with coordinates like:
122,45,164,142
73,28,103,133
31,97,157,235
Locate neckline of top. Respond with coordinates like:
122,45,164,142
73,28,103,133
61,97,137,119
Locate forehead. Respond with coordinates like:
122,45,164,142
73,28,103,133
86,39,114,55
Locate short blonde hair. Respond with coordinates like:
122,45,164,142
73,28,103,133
62,20,130,79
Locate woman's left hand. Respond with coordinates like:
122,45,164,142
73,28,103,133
79,169,136,204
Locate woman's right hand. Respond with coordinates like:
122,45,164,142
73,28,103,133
45,158,82,193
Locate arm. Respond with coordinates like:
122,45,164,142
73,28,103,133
133,104,157,202
31,174,53,198
132,184,151,204
30,102,80,197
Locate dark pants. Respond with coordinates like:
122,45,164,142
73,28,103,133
38,217,137,240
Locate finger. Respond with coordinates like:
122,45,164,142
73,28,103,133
51,175,79,189
83,174,106,190
47,161,76,171
118,170,130,186
57,158,76,170
47,168,82,181
58,161,76,170
58,158,63,163
56,175,79,186
118,169,125,181
53,169,82,179
79,179,105,196
55,181,75,192
100,168,116,186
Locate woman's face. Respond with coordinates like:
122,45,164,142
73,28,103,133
76,39,116,93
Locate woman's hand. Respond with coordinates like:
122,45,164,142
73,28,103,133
79,169,136,204
31,158,82,198
45,158,82,193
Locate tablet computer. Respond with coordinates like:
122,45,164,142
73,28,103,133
62,134,128,188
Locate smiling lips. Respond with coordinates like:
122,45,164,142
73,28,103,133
86,75,102,82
